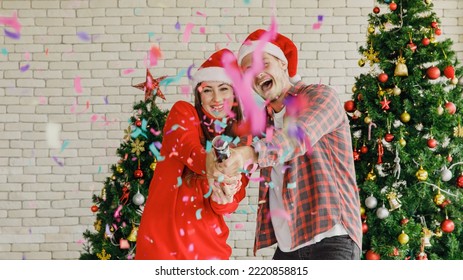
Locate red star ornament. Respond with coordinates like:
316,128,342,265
380,96,391,110
132,69,167,101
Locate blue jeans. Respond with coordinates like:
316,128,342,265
272,235,361,260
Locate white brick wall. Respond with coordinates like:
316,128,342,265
0,0,462,260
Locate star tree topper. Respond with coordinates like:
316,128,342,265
132,69,167,101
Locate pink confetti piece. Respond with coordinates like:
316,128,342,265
149,45,162,66
24,52,31,60
215,227,222,235
312,22,321,30
182,23,195,43
122,68,134,75
179,228,185,236
76,239,85,244
0,12,22,33
265,127,273,142
180,85,191,97
199,27,205,34
234,223,244,229
149,127,161,136
74,77,82,94
45,48,49,55
196,11,207,17
52,156,64,166
269,208,291,221
90,114,99,122
20,64,30,72
76,31,91,41
39,96,47,104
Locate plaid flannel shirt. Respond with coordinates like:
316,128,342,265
252,81,362,255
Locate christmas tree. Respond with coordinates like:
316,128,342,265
80,70,169,260
346,0,463,260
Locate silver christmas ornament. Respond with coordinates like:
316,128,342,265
132,190,145,206
365,195,378,209
376,205,389,219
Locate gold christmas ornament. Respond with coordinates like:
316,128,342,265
398,231,410,245
96,249,111,260
422,228,433,247
377,85,385,96
116,165,124,173
94,219,102,231
131,138,146,156
368,25,375,34
150,159,157,170
435,228,443,238
453,123,463,137
123,126,132,142
433,190,445,205
387,192,402,211
400,111,410,123
416,166,428,181
363,45,380,66
358,59,365,67
399,138,406,147
394,55,408,77
366,169,377,181
127,226,138,242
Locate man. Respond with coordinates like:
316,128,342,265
206,29,362,260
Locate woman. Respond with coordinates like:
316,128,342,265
135,49,248,260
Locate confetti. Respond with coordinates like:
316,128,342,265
175,21,181,30
74,77,82,94
180,85,191,96
195,209,203,220
46,123,61,149
38,96,47,104
186,63,195,79
1,48,8,56
182,23,195,43
0,12,21,33
149,45,162,66
52,156,64,166
60,140,69,152
4,29,20,39
19,64,30,72
98,166,102,173
199,27,205,34
122,68,134,75
76,31,91,41
287,182,297,189
196,11,207,17
149,127,161,136
90,114,99,122
45,48,48,55
103,96,108,104
234,223,244,229
312,14,324,30
203,185,212,198
148,32,155,38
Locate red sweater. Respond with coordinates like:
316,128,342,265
136,101,248,260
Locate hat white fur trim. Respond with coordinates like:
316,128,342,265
191,67,233,87
237,41,287,65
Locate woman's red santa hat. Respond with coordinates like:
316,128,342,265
191,48,239,87
237,29,301,84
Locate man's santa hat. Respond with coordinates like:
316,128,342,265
237,29,301,84
191,48,239,87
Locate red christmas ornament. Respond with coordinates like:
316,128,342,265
91,205,99,212
435,28,442,36
421,37,430,46
373,6,380,14
400,217,409,225
392,247,399,256
360,145,368,154
384,133,395,142
443,66,455,79
441,218,455,233
380,97,391,110
378,73,388,83
457,174,463,188
132,69,168,101
427,138,437,148
431,21,438,28
439,199,451,208
134,169,144,178
353,150,360,161
135,119,142,127
445,101,456,114
407,42,417,52
362,222,368,234
389,2,397,11
426,66,440,79
447,154,453,162
344,100,356,112
365,250,380,260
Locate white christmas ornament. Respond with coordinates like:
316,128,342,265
365,195,378,209
376,205,390,219
132,189,145,206
441,167,452,182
